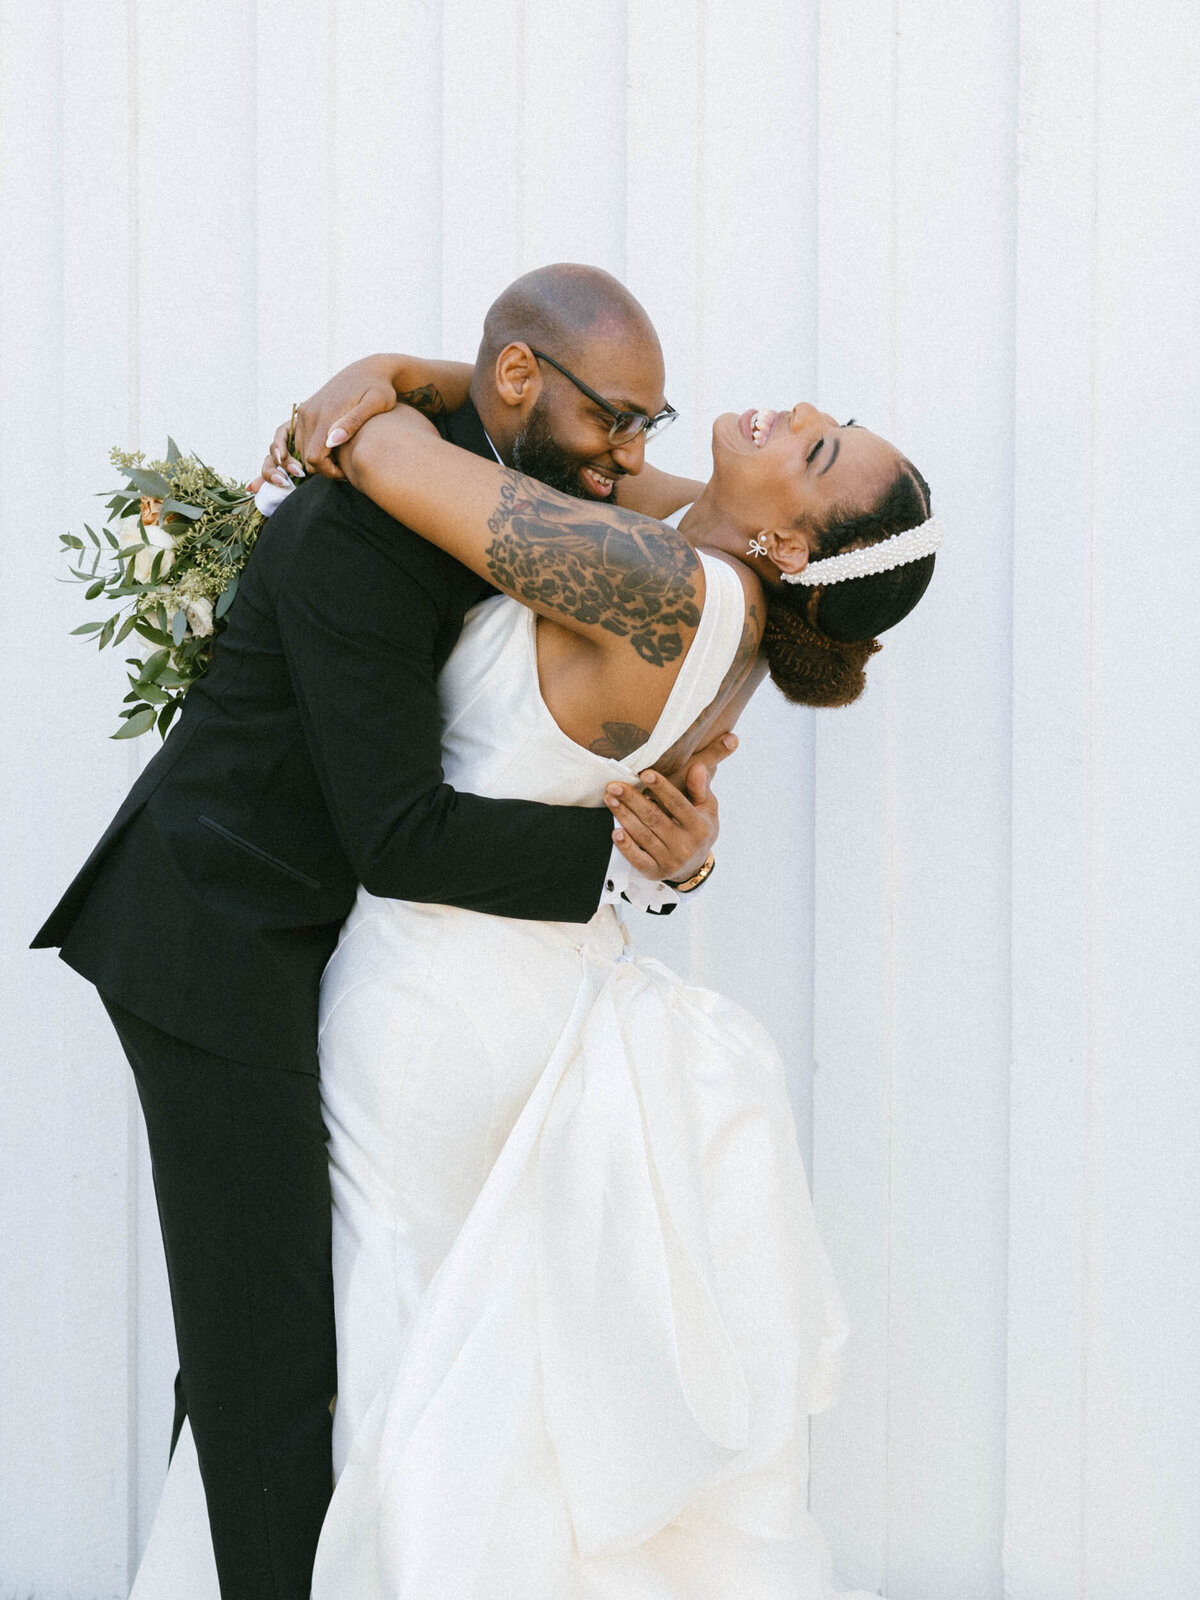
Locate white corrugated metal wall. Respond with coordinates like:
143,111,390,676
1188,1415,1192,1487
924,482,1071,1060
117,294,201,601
1,2,1196,1595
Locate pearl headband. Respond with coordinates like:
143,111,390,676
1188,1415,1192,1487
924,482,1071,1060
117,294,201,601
780,515,944,586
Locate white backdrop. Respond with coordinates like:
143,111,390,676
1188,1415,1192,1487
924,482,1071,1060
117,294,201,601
1,2,1197,1597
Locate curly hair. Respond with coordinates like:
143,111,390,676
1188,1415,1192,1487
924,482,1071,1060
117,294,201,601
761,459,934,708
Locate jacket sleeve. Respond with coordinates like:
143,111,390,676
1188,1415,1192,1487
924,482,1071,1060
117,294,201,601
273,498,615,922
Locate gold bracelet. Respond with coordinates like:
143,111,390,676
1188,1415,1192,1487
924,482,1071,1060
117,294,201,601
669,852,715,894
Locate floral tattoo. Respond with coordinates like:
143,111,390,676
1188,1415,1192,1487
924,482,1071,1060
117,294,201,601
485,472,701,669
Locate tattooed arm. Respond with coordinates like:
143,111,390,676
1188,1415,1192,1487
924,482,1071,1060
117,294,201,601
339,405,708,671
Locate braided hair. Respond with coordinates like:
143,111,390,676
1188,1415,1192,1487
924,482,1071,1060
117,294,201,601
762,460,934,707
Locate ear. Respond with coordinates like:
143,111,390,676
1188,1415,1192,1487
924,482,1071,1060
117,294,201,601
493,342,542,412
762,527,813,579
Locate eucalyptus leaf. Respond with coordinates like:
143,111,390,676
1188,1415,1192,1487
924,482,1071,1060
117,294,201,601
63,534,84,549
215,577,239,619
156,667,192,689
71,621,105,635
85,525,101,547
112,708,157,740
134,621,173,648
124,467,172,498
161,498,203,521
141,649,170,682
85,579,106,600
99,615,116,649
114,616,138,645
157,699,181,738
135,681,170,705
171,608,188,646
166,437,182,464
119,500,142,518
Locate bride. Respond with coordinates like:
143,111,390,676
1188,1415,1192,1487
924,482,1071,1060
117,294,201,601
139,379,937,1598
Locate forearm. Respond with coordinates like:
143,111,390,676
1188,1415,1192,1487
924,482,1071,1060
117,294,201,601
616,462,706,520
339,353,473,417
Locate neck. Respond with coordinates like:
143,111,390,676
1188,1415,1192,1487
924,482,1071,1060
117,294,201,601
678,479,785,585
468,376,519,466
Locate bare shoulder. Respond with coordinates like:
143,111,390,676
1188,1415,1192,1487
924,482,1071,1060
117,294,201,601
652,550,768,775
699,548,766,651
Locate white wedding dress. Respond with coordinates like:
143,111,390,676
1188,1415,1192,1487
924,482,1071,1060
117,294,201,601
131,551,874,1600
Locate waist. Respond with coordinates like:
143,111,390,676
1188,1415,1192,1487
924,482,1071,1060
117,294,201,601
341,888,629,964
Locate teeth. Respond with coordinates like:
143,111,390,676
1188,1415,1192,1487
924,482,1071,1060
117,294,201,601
750,411,763,445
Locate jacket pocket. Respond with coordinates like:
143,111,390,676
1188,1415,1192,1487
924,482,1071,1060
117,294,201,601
196,815,324,891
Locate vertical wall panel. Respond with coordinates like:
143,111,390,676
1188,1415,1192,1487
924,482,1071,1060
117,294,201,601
883,0,1015,1594
0,0,140,1592
329,0,442,357
810,1,902,1583
136,0,257,461
255,0,335,433
1083,0,1200,1591
439,0,523,356
518,1,627,275
1007,0,1097,1591
814,0,1014,1594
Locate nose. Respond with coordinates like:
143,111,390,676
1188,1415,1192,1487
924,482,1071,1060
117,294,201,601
610,431,646,476
788,402,836,430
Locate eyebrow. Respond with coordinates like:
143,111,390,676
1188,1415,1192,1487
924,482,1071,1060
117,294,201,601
603,394,665,416
817,435,841,475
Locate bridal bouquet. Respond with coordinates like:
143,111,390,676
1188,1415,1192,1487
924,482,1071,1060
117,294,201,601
61,440,273,739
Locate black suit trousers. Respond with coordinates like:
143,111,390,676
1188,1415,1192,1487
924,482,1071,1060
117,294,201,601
104,996,336,1600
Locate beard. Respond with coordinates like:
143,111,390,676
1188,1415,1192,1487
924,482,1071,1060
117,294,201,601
511,401,617,502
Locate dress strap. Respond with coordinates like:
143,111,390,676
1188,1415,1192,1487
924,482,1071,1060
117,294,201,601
622,551,747,772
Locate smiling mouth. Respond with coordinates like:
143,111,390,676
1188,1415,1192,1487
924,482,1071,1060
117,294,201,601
750,410,780,448
580,466,617,498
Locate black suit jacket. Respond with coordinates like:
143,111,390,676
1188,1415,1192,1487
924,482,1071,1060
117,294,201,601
33,403,614,1073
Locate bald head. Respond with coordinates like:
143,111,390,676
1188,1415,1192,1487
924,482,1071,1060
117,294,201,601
477,263,660,373
470,263,667,499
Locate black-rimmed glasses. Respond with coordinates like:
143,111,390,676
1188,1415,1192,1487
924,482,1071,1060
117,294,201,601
529,348,677,444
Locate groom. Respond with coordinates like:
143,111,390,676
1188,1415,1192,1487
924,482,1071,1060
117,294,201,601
34,265,730,1600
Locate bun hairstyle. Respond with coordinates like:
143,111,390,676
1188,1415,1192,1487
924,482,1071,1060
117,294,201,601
762,461,934,708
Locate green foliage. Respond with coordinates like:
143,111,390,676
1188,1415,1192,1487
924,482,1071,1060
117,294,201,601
62,439,280,740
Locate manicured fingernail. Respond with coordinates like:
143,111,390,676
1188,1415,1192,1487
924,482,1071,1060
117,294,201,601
288,459,304,475
272,472,289,488
326,428,348,448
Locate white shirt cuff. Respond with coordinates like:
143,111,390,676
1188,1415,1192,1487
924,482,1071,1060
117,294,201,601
598,845,680,916
254,478,296,517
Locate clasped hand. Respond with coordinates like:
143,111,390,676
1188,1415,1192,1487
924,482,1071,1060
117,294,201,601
605,738,736,887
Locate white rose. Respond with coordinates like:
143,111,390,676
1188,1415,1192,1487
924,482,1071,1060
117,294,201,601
183,595,214,638
121,518,177,584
